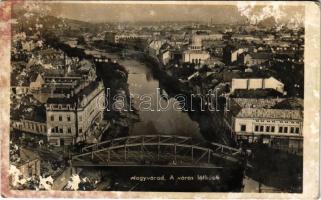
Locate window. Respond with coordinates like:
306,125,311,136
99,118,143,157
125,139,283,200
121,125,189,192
279,127,283,133
79,128,82,133
290,127,295,133
240,125,246,132
28,166,33,177
59,128,63,133
51,128,55,133
67,115,71,121
266,126,270,132
255,125,259,132
67,128,71,133
260,126,264,132
51,115,54,121
295,127,300,134
271,126,275,132
284,127,288,133
59,115,62,121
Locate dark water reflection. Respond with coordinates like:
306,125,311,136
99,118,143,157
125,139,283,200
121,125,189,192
118,59,204,141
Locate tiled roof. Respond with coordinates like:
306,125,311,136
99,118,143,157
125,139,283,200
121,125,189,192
232,98,285,109
232,98,304,120
236,108,303,120
249,52,272,60
10,95,46,122
12,148,40,167
46,81,102,105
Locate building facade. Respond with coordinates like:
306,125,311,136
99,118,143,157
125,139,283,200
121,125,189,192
45,81,105,146
231,77,285,94
225,98,303,154
182,50,210,64
243,53,272,66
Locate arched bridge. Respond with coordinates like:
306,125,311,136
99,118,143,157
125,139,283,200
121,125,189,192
71,135,244,168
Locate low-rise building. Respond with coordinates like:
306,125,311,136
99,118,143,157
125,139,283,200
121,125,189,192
231,34,261,42
243,52,272,66
160,50,171,65
29,74,45,91
231,77,285,94
148,40,167,57
11,148,41,178
192,33,223,42
223,46,245,64
106,32,151,44
203,57,225,68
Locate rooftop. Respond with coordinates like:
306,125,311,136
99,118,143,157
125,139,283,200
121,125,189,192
46,80,102,105
233,98,285,109
11,95,46,122
231,98,304,120
183,49,209,54
11,148,40,167
236,108,303,120
248,52,272,60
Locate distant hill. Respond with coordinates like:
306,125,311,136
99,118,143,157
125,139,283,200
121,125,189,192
257,17,277,28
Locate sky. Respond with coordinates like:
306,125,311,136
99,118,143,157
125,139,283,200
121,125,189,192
17,2,305,24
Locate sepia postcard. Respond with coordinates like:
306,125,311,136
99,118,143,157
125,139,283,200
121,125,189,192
0,1,320,199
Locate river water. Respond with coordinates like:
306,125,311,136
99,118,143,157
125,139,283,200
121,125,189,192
78,48,245,191
118,59,205,142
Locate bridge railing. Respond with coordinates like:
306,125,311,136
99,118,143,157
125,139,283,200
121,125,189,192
81,135,193,153
210,142,242,156
72,135,244,167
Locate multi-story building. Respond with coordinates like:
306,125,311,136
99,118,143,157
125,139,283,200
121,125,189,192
223,46,245,64
105,32,151,44
182,49,210,64
225,98,303,154
192,33,223,42
45,81,105,146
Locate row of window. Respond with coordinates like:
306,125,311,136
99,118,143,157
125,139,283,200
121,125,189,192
255,119,300,124
49,94,99,122
240,124,300,134
50,115,71,122
191,58,202,64
51,126,83,134
23,122,46,133
51,126,71,134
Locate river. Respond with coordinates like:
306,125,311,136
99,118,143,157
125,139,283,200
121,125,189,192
75,46,244,192
118,59,205,142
